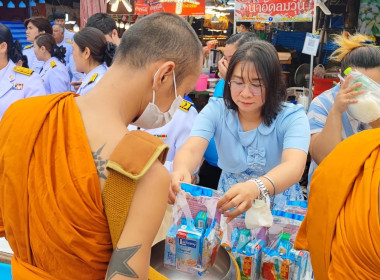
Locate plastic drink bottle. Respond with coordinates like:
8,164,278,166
344,67,380,123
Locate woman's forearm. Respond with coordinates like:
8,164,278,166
310,108,343,165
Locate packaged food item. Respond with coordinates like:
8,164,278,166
201,219,220,269
261,248,292,280
245,239,266,280
237,228,251,251
344,67,380,123
277,233,291,255
175,224,202,274
165,183,223,275
196,211,208,233
164,224,178,267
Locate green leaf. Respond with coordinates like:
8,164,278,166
372,25,379,35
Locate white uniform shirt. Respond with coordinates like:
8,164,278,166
76,64,107,95
0,60,46,120
64,29,75,41
128,99,198,172
39,57,70,94
22,44,44,73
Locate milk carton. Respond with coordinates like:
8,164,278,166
164,224,178,267
175,224,202,274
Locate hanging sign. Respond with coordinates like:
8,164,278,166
302,32,320,56
134,0,205,16
234,0,314,22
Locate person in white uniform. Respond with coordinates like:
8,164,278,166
129,96,198,172
34,34,70,94
72,27,116,95
0,23,45,120
22,17,52,73
52,25,72,66
53,11,75,42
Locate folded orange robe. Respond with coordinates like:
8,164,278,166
295,129,380,280
0,93,113,279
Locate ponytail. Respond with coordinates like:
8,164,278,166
74,27,115,66
104,42,116,67
35,33,66,64
8,40,24,65
330,32,380,72
52,45,66,64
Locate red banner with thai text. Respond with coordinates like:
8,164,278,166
134,0,205,16
235,0,314,22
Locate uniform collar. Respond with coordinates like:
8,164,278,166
0,60,16,99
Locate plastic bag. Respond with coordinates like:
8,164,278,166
164,183,223,275
345,68,380,123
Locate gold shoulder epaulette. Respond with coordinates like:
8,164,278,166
88,73,98,84
13,66,34,76
50,61,57,68
179,99,193,112
23,44,33,50
66,40,73,44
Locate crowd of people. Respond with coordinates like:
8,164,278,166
0,10,379,280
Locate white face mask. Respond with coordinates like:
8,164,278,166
132,69,183,129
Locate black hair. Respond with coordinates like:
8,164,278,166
86,13,117,36
114,12,203,84
35,33,66,64
237,22,251,30
226,32,258,47
53,11,66,20
224,40,286,126
74,27,116,67
24,17,53,34
0,23,25,65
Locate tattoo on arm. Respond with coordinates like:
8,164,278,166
92,144,107,180
106,245,142,279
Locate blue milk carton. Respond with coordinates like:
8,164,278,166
175,224,202,274
164,224,178,267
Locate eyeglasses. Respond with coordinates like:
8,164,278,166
228,80,263,96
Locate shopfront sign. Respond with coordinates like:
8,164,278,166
235,0,314,22
134,0,205,16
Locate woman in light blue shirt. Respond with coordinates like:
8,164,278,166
34,34,70,94
170,40,310,221
72,27,116,95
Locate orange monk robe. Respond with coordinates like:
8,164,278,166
0,93,113,279
295,129,380,280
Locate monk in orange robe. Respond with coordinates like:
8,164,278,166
295,128,380,280
0,13,203,280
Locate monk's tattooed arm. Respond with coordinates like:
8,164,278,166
92,144,107,180
106,245,142,279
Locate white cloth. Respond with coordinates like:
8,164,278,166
245,199,273,229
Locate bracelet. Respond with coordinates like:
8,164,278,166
249,178,271,208
262,175,276,197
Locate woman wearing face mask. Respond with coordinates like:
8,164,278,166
0,23,45,120
170,40,310,222
34,34,70,94
72,27,116,95
23,17,53,73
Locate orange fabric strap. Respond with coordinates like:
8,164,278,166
103,130,169,247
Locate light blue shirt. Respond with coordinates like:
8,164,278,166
307,84,370,194
22,45,44,73
0,60,46,120
76,64,107,95
190,98,310,209
64,29,75,41
213,79,225,98
57,39,73,66
39,57,70,94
